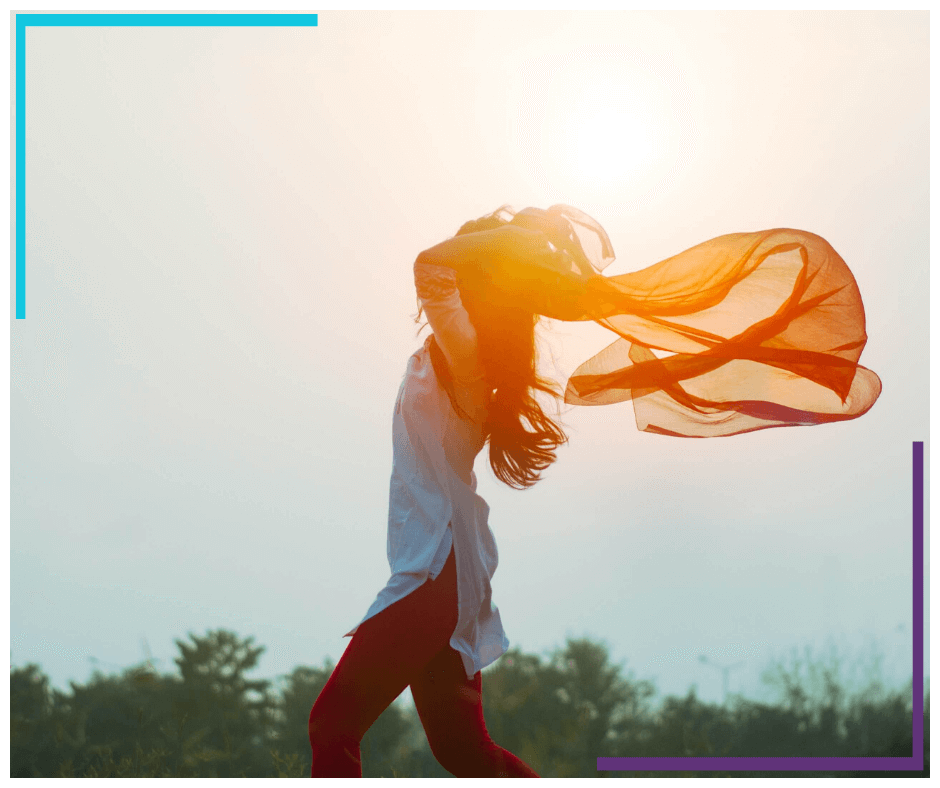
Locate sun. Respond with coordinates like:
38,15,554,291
509,60,676,202
571,89,656,186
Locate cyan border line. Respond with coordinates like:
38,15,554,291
13,12,318,320
17,14,319,26
597,440,925,773
16,16,24,319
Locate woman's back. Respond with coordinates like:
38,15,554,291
343,262,509,681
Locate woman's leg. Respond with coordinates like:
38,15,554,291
308,548,459,777
410,646,540,777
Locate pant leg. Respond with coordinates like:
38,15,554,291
309,547,459,777
410,646,540,778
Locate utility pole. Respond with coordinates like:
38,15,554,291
698,655,745,706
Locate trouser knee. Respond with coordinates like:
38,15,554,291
308,704,331,747
308,705,362,777
430,734,498,777
309,704,358,745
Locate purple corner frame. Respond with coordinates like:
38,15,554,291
597,441,926,773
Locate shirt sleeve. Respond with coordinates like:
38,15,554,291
413,261,486,384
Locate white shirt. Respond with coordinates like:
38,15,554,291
343,262,510,680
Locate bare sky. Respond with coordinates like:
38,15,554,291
12,11,928,707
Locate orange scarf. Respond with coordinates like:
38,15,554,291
504,206,882,437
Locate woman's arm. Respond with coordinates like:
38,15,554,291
414,261,486,385
414,227,545,384
415,225,557,272
416,225,587,317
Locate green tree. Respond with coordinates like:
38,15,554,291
270,663,332,776
481,638,654,777
9,631,930,778
170,629,277,776
11,664,59,777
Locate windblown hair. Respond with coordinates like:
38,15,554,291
414,208,568,490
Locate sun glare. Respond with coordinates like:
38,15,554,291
509,51,692,207
573,98,654,184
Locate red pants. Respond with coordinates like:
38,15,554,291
308,546,539,777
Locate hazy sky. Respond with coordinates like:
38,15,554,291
12,11,928,709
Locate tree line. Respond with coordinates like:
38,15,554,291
10,629,929,777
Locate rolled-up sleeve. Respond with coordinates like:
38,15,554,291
414,261,486,385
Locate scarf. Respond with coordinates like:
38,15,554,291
486,204,882,438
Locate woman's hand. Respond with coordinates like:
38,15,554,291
484,225,590,297
488,224,559,265
417,223,592,319
418,224,563,272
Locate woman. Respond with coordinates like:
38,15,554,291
307,203,882,777
307,207,574,778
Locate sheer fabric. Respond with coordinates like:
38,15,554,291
482,205,882,438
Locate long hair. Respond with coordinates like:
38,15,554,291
414,207,568,490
